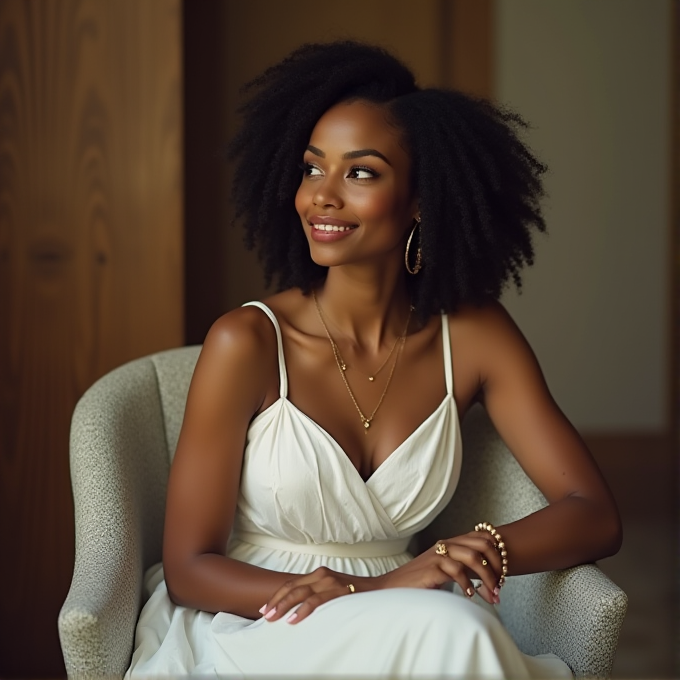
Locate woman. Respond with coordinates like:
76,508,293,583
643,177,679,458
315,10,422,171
126,41,621,677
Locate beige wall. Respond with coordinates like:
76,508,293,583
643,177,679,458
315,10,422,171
497,0,672,432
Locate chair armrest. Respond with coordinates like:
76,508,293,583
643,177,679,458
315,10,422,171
58,542,142,677
498,564,627,678
58,357,170,677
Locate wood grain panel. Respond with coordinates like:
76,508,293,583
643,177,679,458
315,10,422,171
445,0,495,98
0,1,183,675
672,0,679,458
184,0,230,345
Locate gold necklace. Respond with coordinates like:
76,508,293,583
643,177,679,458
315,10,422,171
312,290,411,431
315,301,404,382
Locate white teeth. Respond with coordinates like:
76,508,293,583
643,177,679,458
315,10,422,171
312,223,356,232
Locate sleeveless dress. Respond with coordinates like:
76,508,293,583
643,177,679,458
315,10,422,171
126,302,573,678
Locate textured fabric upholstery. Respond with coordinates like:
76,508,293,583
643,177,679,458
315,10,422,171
59,347,626,678
58,348,200,677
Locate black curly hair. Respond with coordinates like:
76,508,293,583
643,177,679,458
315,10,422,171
227,40,546,316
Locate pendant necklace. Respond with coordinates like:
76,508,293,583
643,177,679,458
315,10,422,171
313,290,411,431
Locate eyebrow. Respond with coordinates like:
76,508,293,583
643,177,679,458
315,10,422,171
306,145,392,166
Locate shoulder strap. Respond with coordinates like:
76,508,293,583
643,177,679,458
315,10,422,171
441,313,454,396
242,301,288,398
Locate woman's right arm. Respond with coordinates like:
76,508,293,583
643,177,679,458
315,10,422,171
162,308,296,619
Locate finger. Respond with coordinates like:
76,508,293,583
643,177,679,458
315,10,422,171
263,584,315,622
433,544,499,602
451,534,503,581
475,581,501,606
445,535,503,592
431,545,479,599
467,546,502,596
263,567,334,616
285,589,340,625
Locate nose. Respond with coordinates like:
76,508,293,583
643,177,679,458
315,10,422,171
312,175,343,209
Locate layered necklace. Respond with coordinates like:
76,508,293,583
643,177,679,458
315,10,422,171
312,290,412,432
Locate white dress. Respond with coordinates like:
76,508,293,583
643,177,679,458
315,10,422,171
126,302,573,678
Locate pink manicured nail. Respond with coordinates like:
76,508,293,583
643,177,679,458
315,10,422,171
493,594,501,605
259,604,267,614
286,612,299,623
264,607,277,620
493,587,500,596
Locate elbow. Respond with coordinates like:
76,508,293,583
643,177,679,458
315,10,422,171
164,568,185,607
166,584,187,608
163,557,193,608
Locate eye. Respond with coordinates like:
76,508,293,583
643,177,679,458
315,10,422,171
347,166,378,180
301,162,323,177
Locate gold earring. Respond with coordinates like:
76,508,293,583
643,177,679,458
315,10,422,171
405,217,422,275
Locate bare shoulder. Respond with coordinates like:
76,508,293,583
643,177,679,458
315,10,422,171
450,301,531,358
451,299,518,331
189,304,280,417
203,304,278,359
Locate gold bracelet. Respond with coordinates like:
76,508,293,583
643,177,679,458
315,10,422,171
475,522,509,588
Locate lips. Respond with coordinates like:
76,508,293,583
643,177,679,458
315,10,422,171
312,223,357,233
308,216,358,242
309,216,358,232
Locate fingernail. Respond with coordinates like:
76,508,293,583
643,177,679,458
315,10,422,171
264,607,277,620
466,587,475,597
493,587,500,596
493,594,501,605
286,612,299,623
259,604,267,614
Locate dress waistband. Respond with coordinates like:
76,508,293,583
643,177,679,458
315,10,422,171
234,531,411,558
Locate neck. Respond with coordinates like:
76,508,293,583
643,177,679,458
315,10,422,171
314,266,412,351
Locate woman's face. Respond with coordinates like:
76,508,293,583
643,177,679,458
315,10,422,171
295,100,417,270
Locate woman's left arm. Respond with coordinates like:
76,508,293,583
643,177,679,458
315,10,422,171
470,302,622,575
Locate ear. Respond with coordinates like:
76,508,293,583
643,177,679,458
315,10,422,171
410,197,420,222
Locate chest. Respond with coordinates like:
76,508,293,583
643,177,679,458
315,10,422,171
274,319,476,480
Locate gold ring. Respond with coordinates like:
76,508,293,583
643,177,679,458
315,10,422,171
435,542,449,556
346,583,355,593
482,559,488,566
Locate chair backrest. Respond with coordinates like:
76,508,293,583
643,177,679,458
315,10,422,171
69,347,199,578
150,345,202,462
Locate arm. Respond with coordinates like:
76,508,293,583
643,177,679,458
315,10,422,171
162,308,301,619
468,302,622,574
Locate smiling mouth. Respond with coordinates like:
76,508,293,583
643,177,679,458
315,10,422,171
312,223,358,233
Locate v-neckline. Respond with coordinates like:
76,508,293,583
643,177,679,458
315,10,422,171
242,300,456,484
250,394,455,484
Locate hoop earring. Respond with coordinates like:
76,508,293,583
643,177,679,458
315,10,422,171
405,218,422,275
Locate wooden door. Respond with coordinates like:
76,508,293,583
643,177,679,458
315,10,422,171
0,1,183,675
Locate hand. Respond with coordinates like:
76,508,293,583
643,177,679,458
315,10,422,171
374,532,503,605
259,566,368,625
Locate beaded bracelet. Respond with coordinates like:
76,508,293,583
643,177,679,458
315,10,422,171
475,522,509,588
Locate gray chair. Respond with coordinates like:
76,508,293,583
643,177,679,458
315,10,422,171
58,347,627,678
